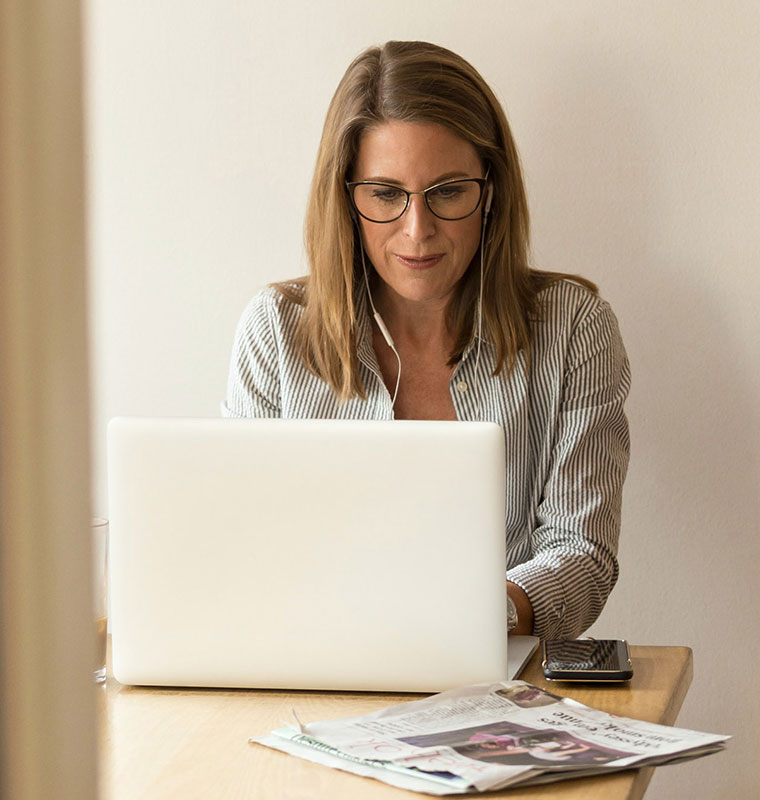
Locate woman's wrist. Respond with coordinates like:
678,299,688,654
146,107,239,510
507,581,534,635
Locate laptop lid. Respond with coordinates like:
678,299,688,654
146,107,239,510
108,417,510,692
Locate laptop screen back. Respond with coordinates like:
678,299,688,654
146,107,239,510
108,417,508,692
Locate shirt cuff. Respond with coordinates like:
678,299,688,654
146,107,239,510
507,561,568,641
220,400,243,418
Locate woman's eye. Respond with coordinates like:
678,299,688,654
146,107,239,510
371,188,404,202
430,185,465,201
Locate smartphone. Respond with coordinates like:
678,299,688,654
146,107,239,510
542,638,633,682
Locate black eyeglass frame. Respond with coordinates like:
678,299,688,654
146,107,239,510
345,176,488,223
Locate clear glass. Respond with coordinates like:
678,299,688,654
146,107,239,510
348,177,485,223
92,517,108,683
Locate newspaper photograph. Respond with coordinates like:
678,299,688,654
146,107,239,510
252,680,729,795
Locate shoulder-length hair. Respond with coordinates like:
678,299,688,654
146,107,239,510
279,40,596,401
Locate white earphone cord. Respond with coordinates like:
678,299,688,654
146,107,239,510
360,244,402,408
473,218,486,420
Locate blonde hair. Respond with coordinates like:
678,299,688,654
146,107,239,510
278,40,596,401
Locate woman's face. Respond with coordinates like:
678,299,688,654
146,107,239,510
352,120,485,310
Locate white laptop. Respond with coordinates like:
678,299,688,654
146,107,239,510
107,417,538,692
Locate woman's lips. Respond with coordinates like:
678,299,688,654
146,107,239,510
395,253,444,270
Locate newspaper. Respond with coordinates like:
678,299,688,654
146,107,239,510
251,681,729,794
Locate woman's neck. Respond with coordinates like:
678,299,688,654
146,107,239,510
372,284,452,350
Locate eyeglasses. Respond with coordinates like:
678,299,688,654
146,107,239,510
346,176,488,223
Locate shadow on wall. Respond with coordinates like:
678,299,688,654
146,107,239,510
525,39,758,800
523,40,757,635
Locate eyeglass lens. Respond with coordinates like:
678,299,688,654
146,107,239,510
352,180,482,222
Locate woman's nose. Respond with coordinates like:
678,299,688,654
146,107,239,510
401,194,436,241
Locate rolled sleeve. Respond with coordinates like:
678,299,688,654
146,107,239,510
509,300,631,639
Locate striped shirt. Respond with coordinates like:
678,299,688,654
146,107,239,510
223,279,631,639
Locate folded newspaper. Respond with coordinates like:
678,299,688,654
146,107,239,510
251,681,729,794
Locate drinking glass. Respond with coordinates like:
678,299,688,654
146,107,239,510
92,517,108,683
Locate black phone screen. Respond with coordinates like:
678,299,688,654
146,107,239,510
542,639,633,681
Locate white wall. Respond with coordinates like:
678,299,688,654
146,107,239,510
85,2,760,797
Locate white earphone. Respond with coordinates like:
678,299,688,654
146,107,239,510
350,207,401,403
484,182,494,216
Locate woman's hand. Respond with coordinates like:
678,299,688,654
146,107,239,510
507,581,534,635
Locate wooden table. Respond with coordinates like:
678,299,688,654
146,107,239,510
99,644,692,799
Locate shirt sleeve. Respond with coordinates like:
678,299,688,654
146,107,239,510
508,299,631,639
222,292,282,418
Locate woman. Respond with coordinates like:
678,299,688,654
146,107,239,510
224,41,630,640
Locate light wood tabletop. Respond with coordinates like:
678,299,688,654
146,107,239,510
98,643,692,800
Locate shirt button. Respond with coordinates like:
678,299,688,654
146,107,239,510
456,380,468,393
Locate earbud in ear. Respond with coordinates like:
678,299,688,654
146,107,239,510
485,183,494,216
